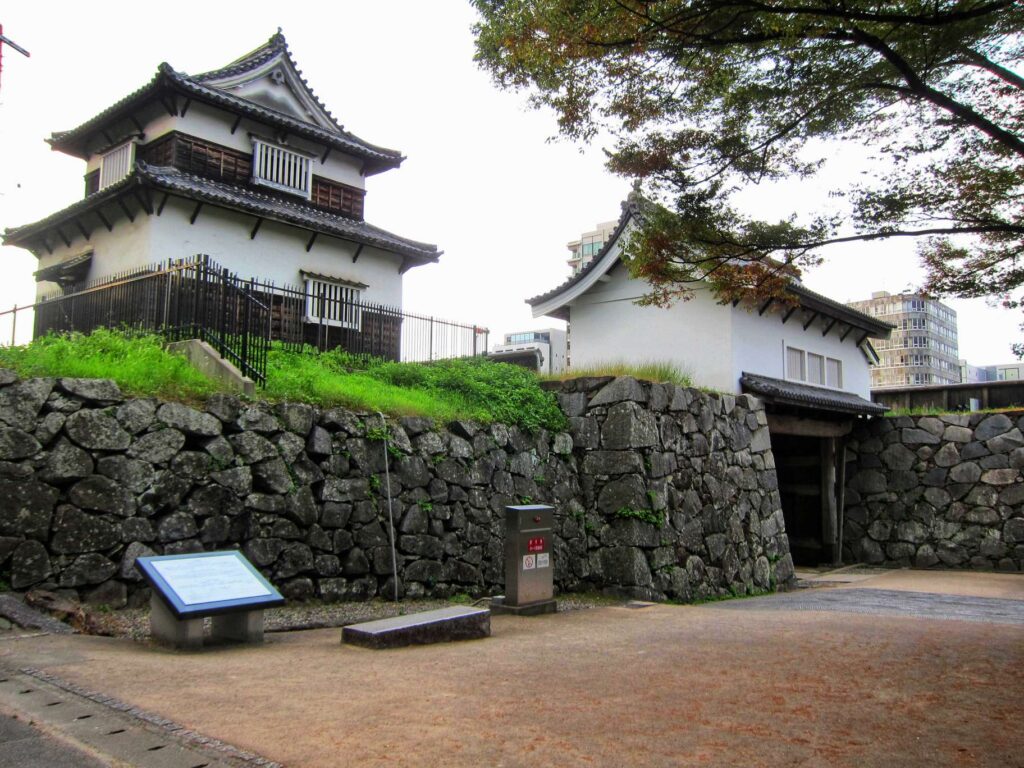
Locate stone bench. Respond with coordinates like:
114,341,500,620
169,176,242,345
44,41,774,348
342,606,490,649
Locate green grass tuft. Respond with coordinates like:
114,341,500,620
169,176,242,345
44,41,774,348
0,329,218,401
543,360,693,387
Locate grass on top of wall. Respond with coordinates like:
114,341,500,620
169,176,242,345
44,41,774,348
0,331,567,432
0,329,219,402
265,346,567,432
542,360,693,387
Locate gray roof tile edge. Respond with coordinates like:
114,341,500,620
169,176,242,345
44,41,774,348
740,371,889,415
4,164,439,263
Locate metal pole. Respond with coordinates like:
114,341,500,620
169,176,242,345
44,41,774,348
10,305,16,346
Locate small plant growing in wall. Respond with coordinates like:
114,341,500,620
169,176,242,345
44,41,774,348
368,474,381,495
613,507,664,527
366,424,402,459
417,500,434,513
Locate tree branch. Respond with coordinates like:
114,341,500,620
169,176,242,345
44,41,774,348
846,27,1024,158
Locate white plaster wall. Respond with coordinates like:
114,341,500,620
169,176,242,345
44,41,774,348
730,303,873,398
568,264,736,391
33,216,153,301
147,200,404,306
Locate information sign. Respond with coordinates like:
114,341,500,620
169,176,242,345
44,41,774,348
136,551,285,619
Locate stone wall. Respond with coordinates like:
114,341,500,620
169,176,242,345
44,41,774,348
844,411,1024,571
0,371,794,607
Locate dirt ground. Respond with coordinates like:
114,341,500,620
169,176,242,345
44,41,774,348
1,571,1022,768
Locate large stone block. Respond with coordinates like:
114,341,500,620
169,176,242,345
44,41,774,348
68,475,135,516
0,479,58,540
127,429,185,464
601,402,659,450
975,414,1013,442
590,376,646,407
599,547,653,586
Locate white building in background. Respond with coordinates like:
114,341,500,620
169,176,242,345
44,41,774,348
846,291,960,388
489,328,567,375
3,32,438,311
566,220,618,276
960,360,1024,383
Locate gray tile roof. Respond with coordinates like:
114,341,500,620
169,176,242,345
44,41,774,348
741,372,889,416
47,34,403,174
3,163,439,265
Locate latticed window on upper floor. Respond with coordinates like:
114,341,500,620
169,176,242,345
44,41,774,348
98,141,135,191
252,138,313,199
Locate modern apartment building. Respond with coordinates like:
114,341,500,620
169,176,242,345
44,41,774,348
847,291,960,388
960,360,1024,383
566,220,618,275
489,328,567,374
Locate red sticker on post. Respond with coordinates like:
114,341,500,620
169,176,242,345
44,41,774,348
528,537,545,553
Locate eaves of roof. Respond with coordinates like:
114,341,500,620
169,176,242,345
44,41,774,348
741,372,889,416
47,67,403,174
3,164,440,265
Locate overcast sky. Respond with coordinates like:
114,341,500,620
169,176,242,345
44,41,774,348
0,1,1018,364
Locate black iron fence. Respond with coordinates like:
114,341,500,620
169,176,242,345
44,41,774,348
0,255,489,385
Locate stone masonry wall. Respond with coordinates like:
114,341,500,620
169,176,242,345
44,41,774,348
844,411,1024,571
0,370,794,607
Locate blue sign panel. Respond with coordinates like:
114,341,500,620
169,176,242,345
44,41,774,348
136,551,285,619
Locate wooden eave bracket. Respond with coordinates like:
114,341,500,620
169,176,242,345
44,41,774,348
351,244,364,263
781,306,797,324
134,189,154,216
230,115,243,135
802,311,819,331
96,209,114,232
398,256,415,274
116,197,136,224
55,226,71,248
305,231,318,252
822,318,838,337
758,299,774,316
250,218,264,240
74,219,91,241
839,324,854,342
189,202,203,225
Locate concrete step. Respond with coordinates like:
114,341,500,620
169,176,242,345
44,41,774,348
342,606,490,649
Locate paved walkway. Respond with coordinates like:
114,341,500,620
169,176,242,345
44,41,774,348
712,586,1024,624
0,707,107,768
0,569,1020,768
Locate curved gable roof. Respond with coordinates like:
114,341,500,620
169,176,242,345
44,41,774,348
46,33,403,175
528,197,892,338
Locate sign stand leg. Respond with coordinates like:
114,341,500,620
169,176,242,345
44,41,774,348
150,594,203,650
210,610,264,644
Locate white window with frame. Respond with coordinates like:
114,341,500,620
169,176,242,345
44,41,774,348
785,344,843,389
252,137,313,199
98,141,135,190
304,275,364,330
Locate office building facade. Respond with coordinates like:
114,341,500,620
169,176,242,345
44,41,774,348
847,291,959,388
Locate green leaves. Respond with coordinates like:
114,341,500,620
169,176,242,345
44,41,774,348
473,0,1024,353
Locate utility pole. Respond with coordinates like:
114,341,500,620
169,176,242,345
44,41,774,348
0,25,31,93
